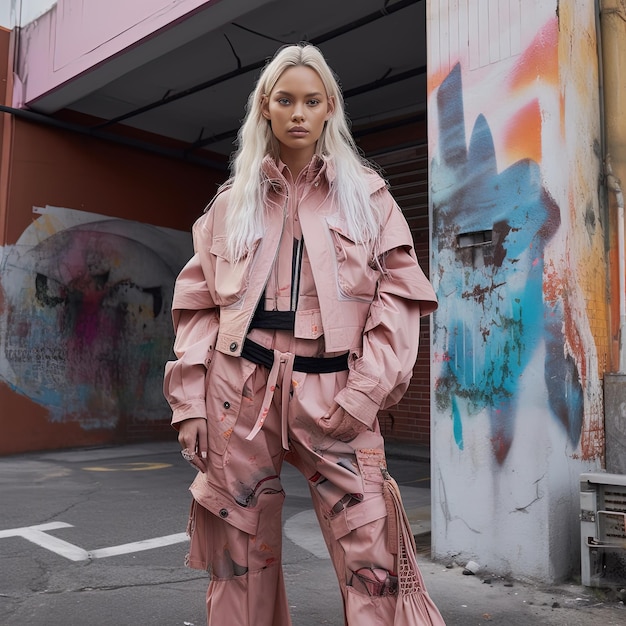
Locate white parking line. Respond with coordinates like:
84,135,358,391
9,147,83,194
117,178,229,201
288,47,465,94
0,522,88,561
0,522,188,561
89,533,188,558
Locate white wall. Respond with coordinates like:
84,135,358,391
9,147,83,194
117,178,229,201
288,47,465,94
428,0,605,582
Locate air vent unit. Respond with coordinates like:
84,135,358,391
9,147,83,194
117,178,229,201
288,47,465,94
580,472,626,588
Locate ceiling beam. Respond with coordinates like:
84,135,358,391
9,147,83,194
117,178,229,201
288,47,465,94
186,64,426,152
93,0,423,130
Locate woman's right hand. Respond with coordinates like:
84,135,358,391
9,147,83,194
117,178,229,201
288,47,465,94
177,417,208,473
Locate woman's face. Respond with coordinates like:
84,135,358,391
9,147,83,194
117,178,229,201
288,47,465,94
262,65,334,164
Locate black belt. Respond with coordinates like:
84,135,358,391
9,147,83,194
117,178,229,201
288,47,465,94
250,309,296,331
241,338,349,374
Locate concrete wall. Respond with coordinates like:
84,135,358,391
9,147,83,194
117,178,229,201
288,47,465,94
605,374,626,474
428,0,607,582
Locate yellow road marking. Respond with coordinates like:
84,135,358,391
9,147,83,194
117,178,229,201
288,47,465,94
403,477,431,484
82,462,172,472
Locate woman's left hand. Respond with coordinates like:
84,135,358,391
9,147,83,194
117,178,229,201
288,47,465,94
319,402,368,442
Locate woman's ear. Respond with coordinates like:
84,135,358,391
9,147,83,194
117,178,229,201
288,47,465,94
325,95,336,121
261,94,271,120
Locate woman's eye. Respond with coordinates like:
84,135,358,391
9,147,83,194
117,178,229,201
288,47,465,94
307,99,320,106
278,98,290,105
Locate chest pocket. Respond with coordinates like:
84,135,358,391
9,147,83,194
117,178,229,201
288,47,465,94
210,236,260,307
326,217,379,301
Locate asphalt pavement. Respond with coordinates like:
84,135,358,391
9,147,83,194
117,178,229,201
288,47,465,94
0,441,624,625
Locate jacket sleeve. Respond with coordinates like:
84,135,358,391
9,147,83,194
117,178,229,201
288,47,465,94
163,214,219,428
334,188,438,428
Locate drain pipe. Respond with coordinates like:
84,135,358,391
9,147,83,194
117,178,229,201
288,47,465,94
605,158,626,372
599,0,626,373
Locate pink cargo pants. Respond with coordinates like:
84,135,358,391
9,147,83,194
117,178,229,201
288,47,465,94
184,331,440,625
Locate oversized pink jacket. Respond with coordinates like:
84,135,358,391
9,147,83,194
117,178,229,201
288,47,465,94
164,156,437,430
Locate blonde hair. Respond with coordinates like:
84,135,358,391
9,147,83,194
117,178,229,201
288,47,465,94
223,43,383,261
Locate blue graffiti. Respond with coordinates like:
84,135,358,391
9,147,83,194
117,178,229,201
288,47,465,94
431,63,584,463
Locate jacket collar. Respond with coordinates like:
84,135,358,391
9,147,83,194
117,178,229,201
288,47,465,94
260,154,386,196
261,154,336,190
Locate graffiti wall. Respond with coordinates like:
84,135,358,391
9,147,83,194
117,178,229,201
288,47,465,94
428,0,606,581
0,206,192,445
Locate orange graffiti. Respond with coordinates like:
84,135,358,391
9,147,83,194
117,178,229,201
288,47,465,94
222,427,233,439
428,66,454,98
509,18,559,91
543,260,565,305
546,259,603,462
579,424,605,462
503,99,543,164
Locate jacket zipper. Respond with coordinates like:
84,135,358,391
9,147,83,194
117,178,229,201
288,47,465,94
291,237,303,310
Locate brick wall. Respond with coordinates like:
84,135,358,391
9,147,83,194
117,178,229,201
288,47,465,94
367,141,432,446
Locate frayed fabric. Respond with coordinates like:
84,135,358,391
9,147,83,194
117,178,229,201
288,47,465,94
381,469,446,625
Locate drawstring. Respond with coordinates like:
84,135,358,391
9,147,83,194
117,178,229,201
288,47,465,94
245,349,295,450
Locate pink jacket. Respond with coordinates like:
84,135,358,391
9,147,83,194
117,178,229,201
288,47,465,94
164,157,437,429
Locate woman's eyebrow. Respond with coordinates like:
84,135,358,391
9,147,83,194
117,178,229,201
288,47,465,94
273,90,324,98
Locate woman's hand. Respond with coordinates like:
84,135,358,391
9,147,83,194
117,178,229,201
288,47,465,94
177,417,208,473
319,402,368,442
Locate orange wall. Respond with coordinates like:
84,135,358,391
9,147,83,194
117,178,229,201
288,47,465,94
0,113,224,455
5,120,221,240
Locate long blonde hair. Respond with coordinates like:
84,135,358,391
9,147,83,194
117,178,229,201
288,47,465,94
224,43,383,261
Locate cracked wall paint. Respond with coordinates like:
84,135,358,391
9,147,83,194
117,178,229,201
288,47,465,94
431,61,573,463
0,205,192,429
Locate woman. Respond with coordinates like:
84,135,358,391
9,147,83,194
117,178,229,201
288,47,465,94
164,43,444,626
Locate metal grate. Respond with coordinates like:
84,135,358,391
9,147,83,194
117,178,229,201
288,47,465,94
604,487,626,513
597,511,626,545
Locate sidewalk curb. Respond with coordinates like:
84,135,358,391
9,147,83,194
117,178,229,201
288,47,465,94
385,442,431,463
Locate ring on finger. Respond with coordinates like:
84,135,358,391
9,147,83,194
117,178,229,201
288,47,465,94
181,448,196,462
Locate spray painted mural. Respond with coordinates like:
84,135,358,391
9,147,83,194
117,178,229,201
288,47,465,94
429,4,604,465
0,206,192,429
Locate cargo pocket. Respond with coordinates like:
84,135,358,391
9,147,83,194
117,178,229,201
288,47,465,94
205,351,256,461
210,236,260,307
355,447,387,493
326,217,378,302
185,498,211,572
345,586,396,621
